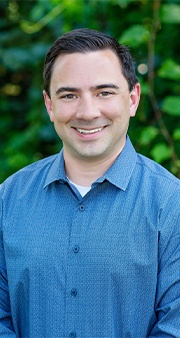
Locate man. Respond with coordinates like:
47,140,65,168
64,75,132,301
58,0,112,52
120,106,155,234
0,28,180,337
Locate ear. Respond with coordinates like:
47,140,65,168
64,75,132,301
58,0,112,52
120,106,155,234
43,90,54,122
129,82,141,117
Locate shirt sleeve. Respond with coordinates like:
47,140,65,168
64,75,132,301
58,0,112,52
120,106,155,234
149,192,180,337
0,186,17,337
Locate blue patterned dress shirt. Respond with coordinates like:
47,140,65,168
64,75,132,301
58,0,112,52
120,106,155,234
0,137,180,337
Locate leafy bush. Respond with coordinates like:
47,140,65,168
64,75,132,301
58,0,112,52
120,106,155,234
0,0,180,182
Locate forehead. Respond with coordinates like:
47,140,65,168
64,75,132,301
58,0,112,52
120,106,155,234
52,49,122,75
50,49,128,89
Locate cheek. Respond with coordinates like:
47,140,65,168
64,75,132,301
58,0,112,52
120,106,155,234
119,97,131,117
107,99,129,118
52,104,71,124
53,103,76,124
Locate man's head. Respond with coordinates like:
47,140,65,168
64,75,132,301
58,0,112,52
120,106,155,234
43,28,140,165
43,28,138,98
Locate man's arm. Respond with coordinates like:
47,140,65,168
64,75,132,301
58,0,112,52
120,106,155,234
0,187,17,337
149,194,180,337
0,266,17,336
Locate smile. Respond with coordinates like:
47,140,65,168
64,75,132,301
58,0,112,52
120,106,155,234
75,127,104,134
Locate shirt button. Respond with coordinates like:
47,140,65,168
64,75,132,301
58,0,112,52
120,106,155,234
69,331,76,338
70,288,77,297
73,245,80,253
79,204,85,211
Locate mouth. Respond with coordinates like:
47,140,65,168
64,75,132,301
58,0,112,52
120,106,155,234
74,127,104,134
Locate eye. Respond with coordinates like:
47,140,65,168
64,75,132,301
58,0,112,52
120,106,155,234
99,91,114,97
61,93,77,100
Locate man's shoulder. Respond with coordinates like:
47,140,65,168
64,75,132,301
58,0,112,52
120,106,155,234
0,154,59,193
136,153,180,191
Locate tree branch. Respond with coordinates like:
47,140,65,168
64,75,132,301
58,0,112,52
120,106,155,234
148,0,179,175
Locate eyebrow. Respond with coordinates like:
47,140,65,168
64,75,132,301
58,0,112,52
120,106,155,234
91,84,120,91
55,87,78,95
55,84,120,96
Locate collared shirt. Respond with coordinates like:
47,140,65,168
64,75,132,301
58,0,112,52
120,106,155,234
0,137,180,338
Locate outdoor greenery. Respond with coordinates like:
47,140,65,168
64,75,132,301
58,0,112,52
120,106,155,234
0,0,180,183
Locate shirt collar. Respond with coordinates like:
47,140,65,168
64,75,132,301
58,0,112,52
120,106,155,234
94,136,137,191
43,136,137,191
43,150,67,189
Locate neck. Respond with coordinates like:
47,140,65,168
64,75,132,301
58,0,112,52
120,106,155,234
64,151,122,186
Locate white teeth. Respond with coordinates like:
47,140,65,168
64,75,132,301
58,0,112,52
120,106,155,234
76,127,103,134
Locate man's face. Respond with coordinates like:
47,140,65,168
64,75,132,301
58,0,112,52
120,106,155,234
44,49,140,162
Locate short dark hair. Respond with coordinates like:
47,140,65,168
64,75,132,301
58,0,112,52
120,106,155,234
43,28,138,97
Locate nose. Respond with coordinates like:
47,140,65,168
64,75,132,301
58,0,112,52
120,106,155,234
76,95,101,120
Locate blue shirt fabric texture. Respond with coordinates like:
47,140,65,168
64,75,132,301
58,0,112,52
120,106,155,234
0,136,180,338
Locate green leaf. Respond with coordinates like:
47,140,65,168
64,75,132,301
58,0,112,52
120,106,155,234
2,48,31,70
119,25,150,47
173,128,180,141
162,96,180,116
7,153,30,170
139,79,149,95
161,4,180,24
111,0,134,8
150,143,172,163
139,126,158,145
158,59,180,81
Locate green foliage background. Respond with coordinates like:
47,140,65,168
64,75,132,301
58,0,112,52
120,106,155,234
0,0,180,182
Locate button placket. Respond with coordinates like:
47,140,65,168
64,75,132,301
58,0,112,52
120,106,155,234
65,202,87,337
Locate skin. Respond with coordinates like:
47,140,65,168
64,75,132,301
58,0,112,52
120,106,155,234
43,49,140,185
